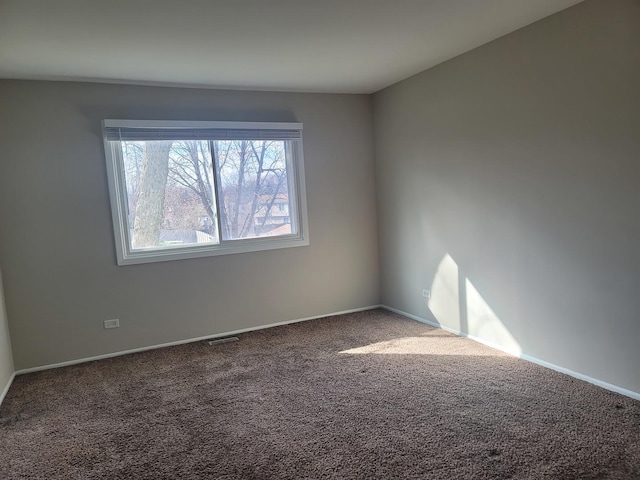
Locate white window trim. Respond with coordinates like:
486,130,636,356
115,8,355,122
102,119,309,266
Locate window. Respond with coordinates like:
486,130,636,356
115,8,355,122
102,120,308,265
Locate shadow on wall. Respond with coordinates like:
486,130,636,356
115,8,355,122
429,254,521,356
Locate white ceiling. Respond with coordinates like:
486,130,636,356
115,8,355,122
0,0,583,94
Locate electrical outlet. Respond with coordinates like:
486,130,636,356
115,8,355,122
422,289,431,299
104,319,120,329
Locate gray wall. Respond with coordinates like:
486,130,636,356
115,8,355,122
374,0,640,394
0,81,380,370
0,267,14,398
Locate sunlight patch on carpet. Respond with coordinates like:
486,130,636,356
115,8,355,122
339,336,507,356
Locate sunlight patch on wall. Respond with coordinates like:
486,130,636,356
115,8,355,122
429,254,461,332
465,279,521,355
428,253,521,356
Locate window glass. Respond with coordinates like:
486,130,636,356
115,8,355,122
215,140,293,240
103,121,308,265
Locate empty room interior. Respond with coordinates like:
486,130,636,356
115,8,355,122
1,0,639,478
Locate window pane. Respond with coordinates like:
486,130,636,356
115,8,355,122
104,120,308,265
215,140,295,240
121,140,219,250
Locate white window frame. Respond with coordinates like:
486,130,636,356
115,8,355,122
102,119,309,265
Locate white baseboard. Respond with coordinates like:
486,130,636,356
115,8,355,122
382,305,640,401
15,305,382,375
0,372,16,407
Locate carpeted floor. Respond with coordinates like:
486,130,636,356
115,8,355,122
1,309,639,479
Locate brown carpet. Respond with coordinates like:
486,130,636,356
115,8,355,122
1,309,639,479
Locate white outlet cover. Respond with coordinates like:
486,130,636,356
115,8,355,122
104,319,120,329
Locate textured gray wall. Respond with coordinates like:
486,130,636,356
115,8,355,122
374,0,640,394
0,268,14,397
0,81,379,369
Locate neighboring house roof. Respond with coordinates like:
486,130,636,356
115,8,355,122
261,224,292,237
129,229,214,245
258,193,288,204
160,230,214,244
